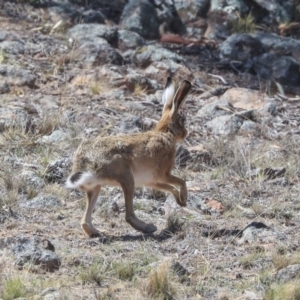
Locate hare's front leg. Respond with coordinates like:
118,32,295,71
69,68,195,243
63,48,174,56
120,170,157,234
81,185,101,237
162,174,187,207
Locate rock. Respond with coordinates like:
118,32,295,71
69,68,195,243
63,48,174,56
276,264,300,283
120,0,160,39
239,120,261,137
118,30,145,51
252,0,294,23
81,9,106,24
171,261,190,276
21,194,61,209
241,290,262,300
238,221,287,245
254,32,300,63
0,108,32,132
220,34,265,65
155,1,186,35
41,287,60,300
20,170,45,190
125,73,159,93
210,0,248,13
48,4,81,25
11,237,61,272
68,24,118,46
133,45,185,68
253,53,300,86
40,130,70,144
197,98,234,119
219,88,267,110
72,42,124,66
206,114,244,136
204,9,235,40
175,145,192,167
174,0,210,22
0,41,24,55
0,81,10,94
0,64,36,88
45,157,72,184
144,59,193,84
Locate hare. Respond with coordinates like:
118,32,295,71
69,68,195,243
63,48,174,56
66,77,192,237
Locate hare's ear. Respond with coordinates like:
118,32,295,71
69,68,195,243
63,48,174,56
172,80,192,113
162,77,177,112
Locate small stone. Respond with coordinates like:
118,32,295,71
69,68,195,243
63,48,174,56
21,194,61,209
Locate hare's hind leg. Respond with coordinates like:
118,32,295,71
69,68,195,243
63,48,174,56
162,174,187,207
119,168,157,234
81,185,101,237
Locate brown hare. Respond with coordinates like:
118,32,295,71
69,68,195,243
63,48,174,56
66,77,192,237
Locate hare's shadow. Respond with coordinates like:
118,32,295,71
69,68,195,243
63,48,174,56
87,228,176,245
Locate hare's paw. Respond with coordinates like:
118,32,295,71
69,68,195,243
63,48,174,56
81,223,101,238
179,185,187,207
142,223,157,234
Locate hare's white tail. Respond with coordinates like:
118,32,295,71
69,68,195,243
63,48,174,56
66,171,98,189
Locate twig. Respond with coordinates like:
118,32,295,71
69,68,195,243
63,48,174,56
207,73,228,85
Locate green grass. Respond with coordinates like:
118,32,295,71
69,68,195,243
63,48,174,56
2,277,27,300
231,13,256,34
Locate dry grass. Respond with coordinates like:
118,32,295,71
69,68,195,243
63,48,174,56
272,253,300,271
146,262,176,300
264,280,300,300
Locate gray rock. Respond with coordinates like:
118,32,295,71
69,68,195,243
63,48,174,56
210,0,248,13
206,114,244,136
45,157,72,184
20,170,45,190
68,24,118,46
276,264,300,283
174,0,210,21
118,30,145,51
155,0,186,35
252,0,294,23
12,237,61,272
73,42,124,66
253,53,300,86
0,64,36,88
120,0,160,39
0,81,10,94
21,194,61,209
40,130,70,144
220,34,265,62
239,120,261,137
0,108,31,132
0,41,24,55
254,32,300,62
197,99,233,119
238,222,287,245
133,45,185,68
81,9,106,24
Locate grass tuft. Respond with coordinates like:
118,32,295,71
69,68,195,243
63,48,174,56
231,12,256,34
146,262,176,300
80,261,106,286
2,277,27,300
111,261,137,281
264,280,300,300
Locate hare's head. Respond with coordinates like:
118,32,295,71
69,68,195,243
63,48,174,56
156,77,192,142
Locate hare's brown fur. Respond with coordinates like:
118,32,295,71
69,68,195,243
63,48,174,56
67,78,191,237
